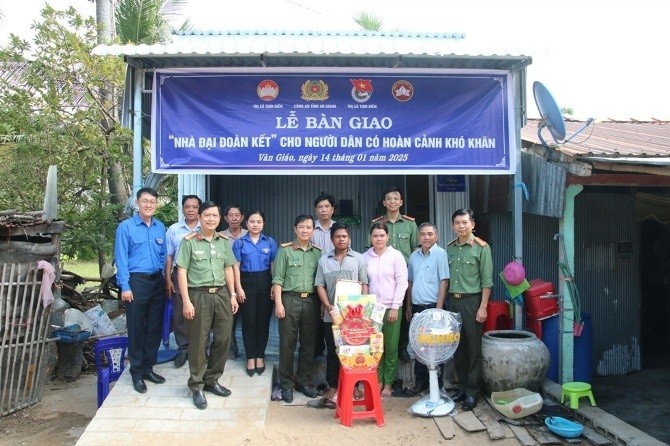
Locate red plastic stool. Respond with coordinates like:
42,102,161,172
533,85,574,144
484,301,512,332
335,367,385,427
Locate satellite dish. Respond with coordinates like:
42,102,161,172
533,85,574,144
532,81,594,149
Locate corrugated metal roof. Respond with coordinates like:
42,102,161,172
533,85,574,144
521,119,670,161
92,29,531,70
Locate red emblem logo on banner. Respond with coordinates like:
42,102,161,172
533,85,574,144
392,80,414,102
257,80,279,101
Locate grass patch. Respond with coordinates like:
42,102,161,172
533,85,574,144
62,260,100,279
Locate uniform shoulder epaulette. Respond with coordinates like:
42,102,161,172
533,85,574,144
183,232,198,241
402,214,415,221
474,237,487,247
447,238,458,246
280,241,293,248
312,244,322,251
217,231,229,240
371,216,384,223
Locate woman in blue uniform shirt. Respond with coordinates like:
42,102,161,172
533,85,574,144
232,210,278,376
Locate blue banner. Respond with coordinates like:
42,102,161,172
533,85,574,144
152,69,515,174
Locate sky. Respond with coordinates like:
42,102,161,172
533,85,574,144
1,0,669,121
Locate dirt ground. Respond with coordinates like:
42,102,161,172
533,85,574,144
0,374,97,446
0,373,520,446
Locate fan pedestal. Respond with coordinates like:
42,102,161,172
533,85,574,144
410,368,454,417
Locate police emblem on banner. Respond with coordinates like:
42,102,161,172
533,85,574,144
257,80,279,101
392,80,414,102
350,79,373,103
301,80,329,101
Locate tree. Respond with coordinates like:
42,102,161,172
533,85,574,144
0,6,129,261
114,0,190,44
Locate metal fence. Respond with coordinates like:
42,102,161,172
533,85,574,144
0,263,52,416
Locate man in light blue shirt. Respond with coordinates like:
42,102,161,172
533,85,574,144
165,195,202,368
114,187,167,394
406,222,450,394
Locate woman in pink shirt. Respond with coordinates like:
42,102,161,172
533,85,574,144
364,222,409,397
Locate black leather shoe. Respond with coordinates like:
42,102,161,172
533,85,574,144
255,365,265,375
203,383,232,397
132,379,147,394
409,382,429,395
462,395,478,411
174,351,187,368
281,388,294,403
295,384,318,398
192,390,207,409
143,371,166,384
246,367,255,377
451,389,466,402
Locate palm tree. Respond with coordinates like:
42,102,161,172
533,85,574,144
114,0,190,44
354,12,383,32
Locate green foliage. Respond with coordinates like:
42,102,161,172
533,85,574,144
115,0,191,44
561,107,574,116
154,174,178,227
354,12,383,32
0,6,129,261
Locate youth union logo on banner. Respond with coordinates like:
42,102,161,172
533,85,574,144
350,79,373,103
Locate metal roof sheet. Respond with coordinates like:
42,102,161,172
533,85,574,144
521,119,670,161
92,29,531,70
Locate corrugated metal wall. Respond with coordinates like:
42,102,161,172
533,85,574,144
484,212,559,301
433,176,470,245
521,153,566,218
575,187,641,375
208,175,404,252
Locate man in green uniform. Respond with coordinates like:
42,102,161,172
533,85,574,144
446,208,493,411
370,186,418,360
273,214,321,403
177,201,239,410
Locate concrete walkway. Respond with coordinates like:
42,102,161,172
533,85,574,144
76,357,273,445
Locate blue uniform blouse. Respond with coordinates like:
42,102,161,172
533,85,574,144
232,233,278,273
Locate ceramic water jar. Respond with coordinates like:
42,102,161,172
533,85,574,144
482,330,550,393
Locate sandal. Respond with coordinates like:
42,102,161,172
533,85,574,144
307,398,336,409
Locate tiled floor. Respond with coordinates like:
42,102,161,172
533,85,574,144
76,319,280,446
76,357,273,445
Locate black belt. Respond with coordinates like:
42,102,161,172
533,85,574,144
283,291,315,298
189,286,225,294
451,292,481,299
412,303,435,311
130,272,162,280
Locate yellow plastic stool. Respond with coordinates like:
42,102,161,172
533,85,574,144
561,381,596,409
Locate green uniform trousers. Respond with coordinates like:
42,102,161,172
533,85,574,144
448,293,483,397
186,288,233,391
378,307,403,386
278,293,319,390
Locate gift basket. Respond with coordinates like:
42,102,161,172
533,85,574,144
331,281,384,371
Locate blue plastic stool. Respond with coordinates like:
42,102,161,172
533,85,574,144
94,336,128,407
162,298,173,348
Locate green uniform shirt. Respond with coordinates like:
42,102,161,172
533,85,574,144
176,232,236,287
446,234,493,293
370,214,418,263
272,241,321,293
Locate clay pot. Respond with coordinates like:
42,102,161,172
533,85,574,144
482,330,550,393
